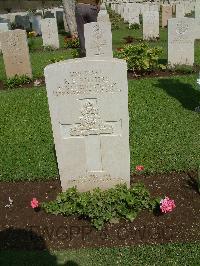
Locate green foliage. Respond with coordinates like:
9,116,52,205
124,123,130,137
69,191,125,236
170,64,196,74
4,75,32,89
107,7,122,30
129,23,140,30
49,55,65,63
64,37,79,49
43,45,57,51
71,49,79,58
42,183,160,230
115,43,164,72
28,37,36,51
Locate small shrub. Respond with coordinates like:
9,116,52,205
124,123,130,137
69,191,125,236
115,43,164,73
4,75,32,89
64,36,79,49
42,183,160,230
71,49,79,58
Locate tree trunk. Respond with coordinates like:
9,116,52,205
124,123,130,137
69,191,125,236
62,0,77,36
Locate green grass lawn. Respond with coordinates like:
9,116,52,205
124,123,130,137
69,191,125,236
0,74,200,181
0,243,200,265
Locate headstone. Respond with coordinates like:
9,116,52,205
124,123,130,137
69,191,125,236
15,15,30,30
84,21,112,58
0,23,9,52
97,5,110,23
176,4,185,18
128,4,140,26
44,22,130,192
0,29,32,78
195,1,200,18
143,11,159,40
31,14,42,35
162,5,172,27
168,18,195,66
44,11,55,19
41,18,59,49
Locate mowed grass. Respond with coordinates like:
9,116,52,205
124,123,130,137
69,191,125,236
0,74,200,181
0,243,200,265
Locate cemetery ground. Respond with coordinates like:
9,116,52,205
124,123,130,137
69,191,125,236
0,23,200,264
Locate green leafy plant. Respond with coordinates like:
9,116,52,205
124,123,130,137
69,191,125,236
43,45,57,51
4,75,32,89
71,49,79,58
115,43,165,73
49,56,65,63
64,37,79,49
42,183,160,230
129,23,140,30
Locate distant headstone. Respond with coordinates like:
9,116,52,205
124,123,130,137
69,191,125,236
84,21,113,58
44,24,130,192
0,29,32,78
31,14,42,35
162,5,172,27
168,18,195,66
143,11,159,40
128,4,140,26
195,1,200,18
41,18,59,49
97,5,110,23
176,4,185,18
0,23,9,52
44,11,55,19
15,15,30,30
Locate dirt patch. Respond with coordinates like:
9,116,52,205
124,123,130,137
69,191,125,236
0,171,199,250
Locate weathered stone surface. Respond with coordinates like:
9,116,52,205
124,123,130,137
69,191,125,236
176,4,185,18
1,29,32,78
41,18,59,49
143,11,159,40
0,23,9,52
168,18,195,66
84,21,112,58
162,5,172,27
44,58,130,192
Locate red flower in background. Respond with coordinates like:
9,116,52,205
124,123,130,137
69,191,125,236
135,165,144,171
31,198,39,209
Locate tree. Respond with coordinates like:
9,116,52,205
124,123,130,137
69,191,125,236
62,0,77,36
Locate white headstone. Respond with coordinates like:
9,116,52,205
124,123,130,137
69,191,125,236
143,11,159,40
168,18,195,66
176,4,185,18
0,23,9,52
44,57,130,192
41,18,59,49
0,29,32,78
84,22,113,58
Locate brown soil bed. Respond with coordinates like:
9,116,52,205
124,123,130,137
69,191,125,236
127,70,198,79
0,170,199,250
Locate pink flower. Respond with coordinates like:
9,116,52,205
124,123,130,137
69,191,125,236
135,165,144,171
31,198,39,209
160,197,176,213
